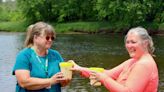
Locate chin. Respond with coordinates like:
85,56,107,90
46,45,52,48
45,46,51,49
129,53,135,58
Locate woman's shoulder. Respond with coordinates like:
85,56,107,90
48,49,63,61
48,49,62,56
48,49,60,54
16,48,33,59
135,56,156,72
18,48,32,55
138,55,155,66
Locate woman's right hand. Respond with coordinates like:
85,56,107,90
90,71,108,82
68,60,83,72
68,60,91,78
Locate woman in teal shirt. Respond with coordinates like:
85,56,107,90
13,22,69,92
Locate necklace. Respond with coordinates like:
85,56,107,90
36,55,49,77
31,47,49,77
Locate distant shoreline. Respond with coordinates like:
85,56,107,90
1,30,164,36
0,21,163,36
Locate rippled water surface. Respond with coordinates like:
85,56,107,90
0,32,164,92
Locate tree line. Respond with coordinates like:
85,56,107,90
0,0,163,32
17,0,163,25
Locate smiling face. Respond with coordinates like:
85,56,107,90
125,32,146,59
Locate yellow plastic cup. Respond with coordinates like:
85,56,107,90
89,67,104,72
59,62,73,79
89,67,104,86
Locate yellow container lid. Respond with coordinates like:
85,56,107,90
89,67,104,72
59,62,73,67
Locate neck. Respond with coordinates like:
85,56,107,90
133,52,150,61
32,46,47,56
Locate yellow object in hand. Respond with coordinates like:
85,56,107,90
59,61,73,80
89,67,104,87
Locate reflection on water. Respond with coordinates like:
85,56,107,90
0,33,164,92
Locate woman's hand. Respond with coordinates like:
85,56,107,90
68,60,91,78
90,72,108,82
50,72,71,86
50,72,65,85
68,60,83,72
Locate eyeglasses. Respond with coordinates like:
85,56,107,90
45,36,55,41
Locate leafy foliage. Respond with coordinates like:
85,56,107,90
0,0,163,32
16,0,163,23
0,1,24,22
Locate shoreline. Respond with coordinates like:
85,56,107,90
0,21,163,35
1,30,164,36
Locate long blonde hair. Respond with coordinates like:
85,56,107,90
24,22,56,47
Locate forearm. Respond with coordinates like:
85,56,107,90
104,61,129,79
80,67,91,78
100,77,131,92
104,70,120,80
18,77,51,90
25,83,50,90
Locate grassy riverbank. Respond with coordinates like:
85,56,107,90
0,21,164,34
0,21,27,32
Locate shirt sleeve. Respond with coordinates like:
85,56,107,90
56,51,64,62
12,51,31,75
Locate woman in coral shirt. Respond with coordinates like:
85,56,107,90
71,27,158,92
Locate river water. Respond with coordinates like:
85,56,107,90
0,32,164,92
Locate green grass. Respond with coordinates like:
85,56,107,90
0,21,28,32
53,21,114,33
0,21,163,34
0,21,114,33
159,23,164,30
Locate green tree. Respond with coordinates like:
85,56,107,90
16,0,163,31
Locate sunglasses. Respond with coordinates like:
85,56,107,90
45,36,55,41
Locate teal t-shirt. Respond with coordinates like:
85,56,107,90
12,48,64,92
